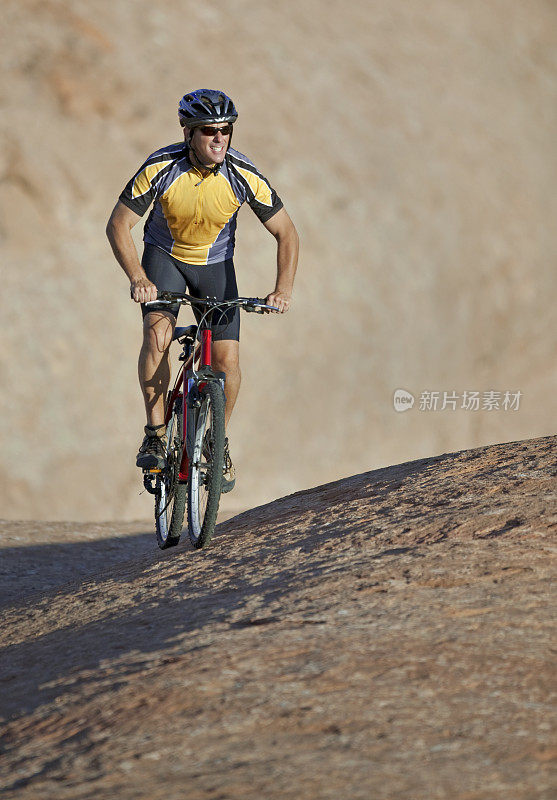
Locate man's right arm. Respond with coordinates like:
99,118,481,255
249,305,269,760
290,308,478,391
106,200,157,303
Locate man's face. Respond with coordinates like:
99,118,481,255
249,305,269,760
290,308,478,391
187,124,232,167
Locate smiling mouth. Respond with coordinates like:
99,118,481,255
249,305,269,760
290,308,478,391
210,145,224,152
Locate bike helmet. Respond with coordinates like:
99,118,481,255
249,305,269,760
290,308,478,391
178,89,238,128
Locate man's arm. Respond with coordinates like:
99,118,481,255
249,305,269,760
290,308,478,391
263,208,299,313
106,200,158,303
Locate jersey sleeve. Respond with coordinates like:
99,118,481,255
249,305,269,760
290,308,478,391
245,170,283,223
227,152,283,223
118,152,175,216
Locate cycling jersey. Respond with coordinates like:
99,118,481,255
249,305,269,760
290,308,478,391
119,142,283,266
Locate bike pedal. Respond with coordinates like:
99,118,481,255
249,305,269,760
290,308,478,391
145,468,162,474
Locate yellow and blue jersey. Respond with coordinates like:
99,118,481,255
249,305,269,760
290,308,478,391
119,142,283,266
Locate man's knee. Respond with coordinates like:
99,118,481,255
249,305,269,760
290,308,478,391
212,341,240,375
215,356,241,378
142,311,175,354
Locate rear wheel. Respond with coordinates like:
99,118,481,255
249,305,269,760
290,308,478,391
187,381,226,549
155,401,186,549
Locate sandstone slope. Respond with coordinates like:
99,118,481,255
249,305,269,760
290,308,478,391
0,435,555,799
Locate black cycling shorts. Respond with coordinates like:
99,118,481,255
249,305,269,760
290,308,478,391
140,243,240,342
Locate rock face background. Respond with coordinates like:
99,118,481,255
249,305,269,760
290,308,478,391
1,0,556,520
0,436,554,798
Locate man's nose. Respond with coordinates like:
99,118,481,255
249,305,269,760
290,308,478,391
213,131,224,142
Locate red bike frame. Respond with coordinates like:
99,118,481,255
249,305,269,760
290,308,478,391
164,329,213,482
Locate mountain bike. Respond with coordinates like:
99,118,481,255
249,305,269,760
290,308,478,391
142,291,277,550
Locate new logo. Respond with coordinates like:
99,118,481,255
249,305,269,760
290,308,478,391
393,389,415,412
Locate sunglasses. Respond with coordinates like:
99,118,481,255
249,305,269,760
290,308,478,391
198,124,233,137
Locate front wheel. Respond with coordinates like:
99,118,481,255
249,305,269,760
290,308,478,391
155,402,187,549
187,380,226,549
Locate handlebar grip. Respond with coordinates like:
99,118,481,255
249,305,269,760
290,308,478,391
144,298,172,306
244,298,279,314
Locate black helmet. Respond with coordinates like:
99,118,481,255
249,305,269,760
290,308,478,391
178,89,238,128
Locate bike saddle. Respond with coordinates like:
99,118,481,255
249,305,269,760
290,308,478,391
172,325,198,342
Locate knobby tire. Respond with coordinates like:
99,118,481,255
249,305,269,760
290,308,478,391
187,380,226,549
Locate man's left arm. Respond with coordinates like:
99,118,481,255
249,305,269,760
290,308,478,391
263,208,299,313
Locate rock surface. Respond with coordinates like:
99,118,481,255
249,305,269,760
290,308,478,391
0,435,555,799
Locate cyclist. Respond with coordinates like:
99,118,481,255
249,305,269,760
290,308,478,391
106,89,299,492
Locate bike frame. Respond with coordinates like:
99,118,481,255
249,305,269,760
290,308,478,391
146,292,276,490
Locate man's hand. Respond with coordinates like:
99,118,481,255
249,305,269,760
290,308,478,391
131,276,158,304
265,290,291,313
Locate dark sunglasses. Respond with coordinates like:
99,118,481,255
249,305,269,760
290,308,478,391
198,124,233,137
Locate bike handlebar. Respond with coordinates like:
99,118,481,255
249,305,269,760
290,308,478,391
144,291,279,314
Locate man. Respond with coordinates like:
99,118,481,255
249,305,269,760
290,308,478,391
106,89,299,491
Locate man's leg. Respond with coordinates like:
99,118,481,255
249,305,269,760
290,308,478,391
138,310,176,426
211,339,241,428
